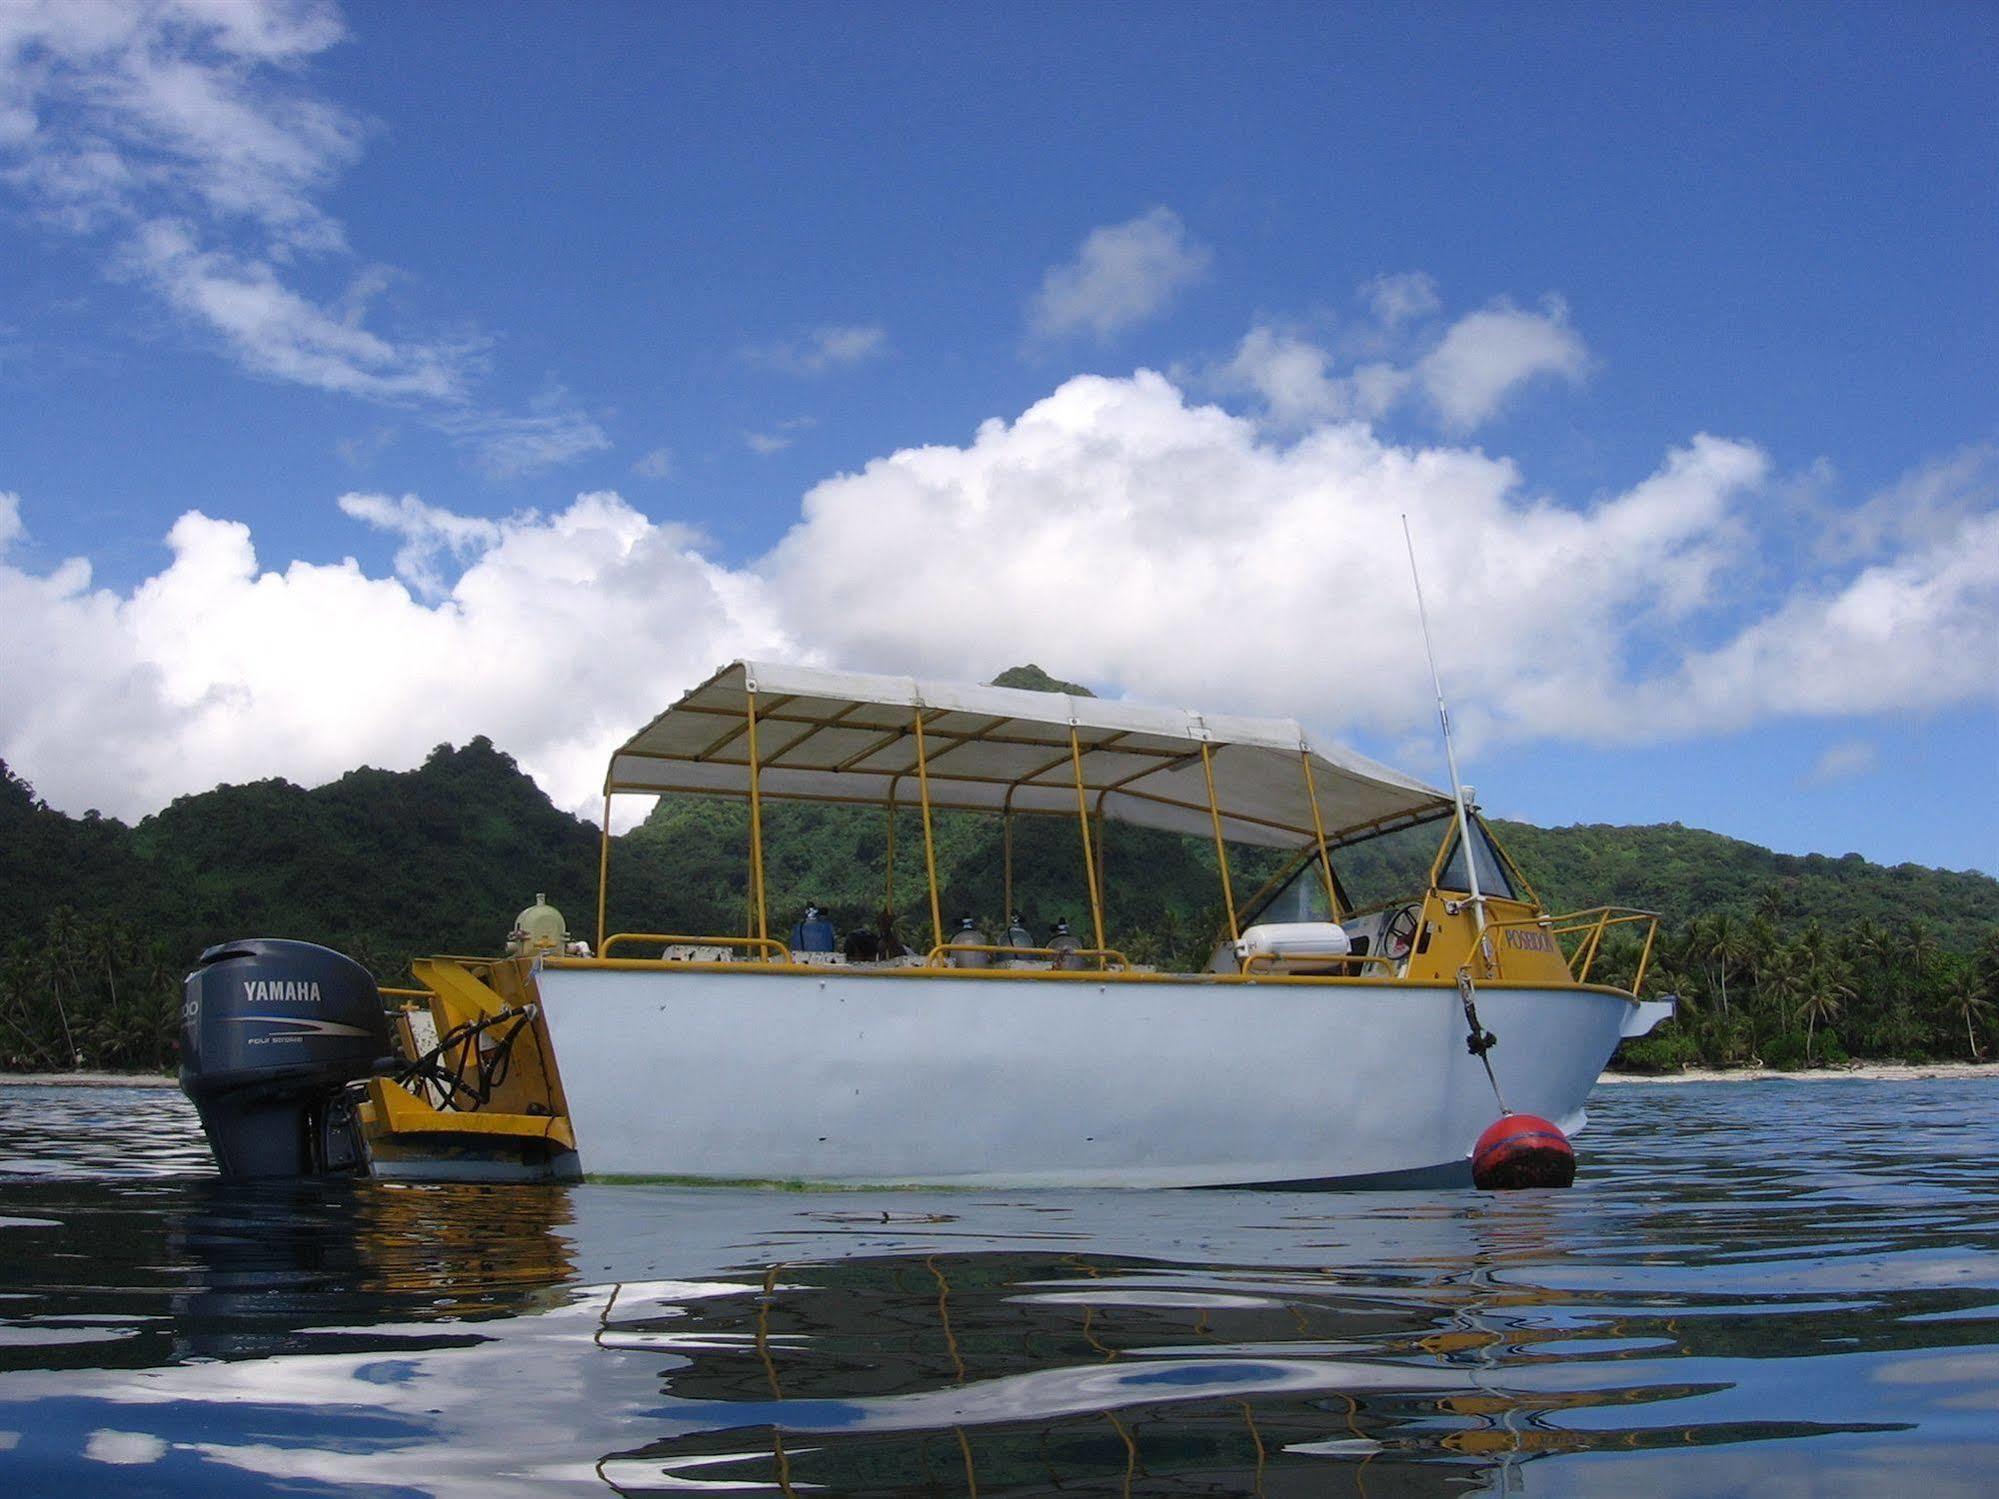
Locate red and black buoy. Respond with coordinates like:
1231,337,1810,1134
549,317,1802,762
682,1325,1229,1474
1471,1113,1576,1190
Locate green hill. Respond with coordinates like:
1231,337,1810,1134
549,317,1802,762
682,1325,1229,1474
1,692,1994,1072
1494,820,1998,950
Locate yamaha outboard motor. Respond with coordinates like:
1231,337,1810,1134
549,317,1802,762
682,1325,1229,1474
180,939,394,1180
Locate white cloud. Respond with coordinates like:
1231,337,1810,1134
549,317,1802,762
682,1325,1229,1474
0,0,355,249
84,1429,167,1465
434,401,611,480
336,491,502,598
1212,280,1587,435
1416,295,1589,431
1,376,1990,825
745,416,814,455
631,447,673,480
1820,443,1998,564
1636,512,1999,734
746,324,888,375
764,375,1767,748
0,0,603,473
0,490,793,821
128,219,473,402
1028,207,1211,341
1361,271,1441,327
1806,740,1879,786
1217,326,1408,428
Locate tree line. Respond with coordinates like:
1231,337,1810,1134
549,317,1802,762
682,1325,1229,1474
2,716,1994,1074
1602,902,1999,1071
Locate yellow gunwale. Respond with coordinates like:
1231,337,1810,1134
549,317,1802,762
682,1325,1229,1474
536,952,1641,1002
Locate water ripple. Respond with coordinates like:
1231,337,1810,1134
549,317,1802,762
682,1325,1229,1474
0,1077,1996,1494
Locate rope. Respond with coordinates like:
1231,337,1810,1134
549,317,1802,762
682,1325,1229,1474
1456,967,1509,1115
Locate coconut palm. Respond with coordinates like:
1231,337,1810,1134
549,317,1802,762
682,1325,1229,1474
1904,919,1943,983
1703,911,1748,1015
1795,962,1856,1067
1753,884,1786,926
1943,967,1994,1061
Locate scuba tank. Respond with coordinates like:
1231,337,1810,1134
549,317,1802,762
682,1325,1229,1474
1001,912,1034,962
947,915,990,969
790,905,837,954
1047,918,1085,972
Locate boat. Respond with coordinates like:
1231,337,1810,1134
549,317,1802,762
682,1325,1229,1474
178,660,1673,1188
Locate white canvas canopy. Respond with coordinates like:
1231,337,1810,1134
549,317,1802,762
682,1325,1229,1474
605,662,1452,850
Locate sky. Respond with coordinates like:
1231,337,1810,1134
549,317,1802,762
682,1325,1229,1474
0,0,1993,874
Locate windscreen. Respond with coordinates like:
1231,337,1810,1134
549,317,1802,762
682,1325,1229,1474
1437,820,1517,899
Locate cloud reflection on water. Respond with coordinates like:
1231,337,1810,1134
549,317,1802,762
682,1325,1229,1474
0,1080,1997,1493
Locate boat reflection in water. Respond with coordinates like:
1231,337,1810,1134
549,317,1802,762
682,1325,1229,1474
8,1078,1999,1497
0,1185,1928,1496
573,1192,1892,1496
163,1178,578,1362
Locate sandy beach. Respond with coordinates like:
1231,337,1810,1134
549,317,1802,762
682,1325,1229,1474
2,1071,178,1088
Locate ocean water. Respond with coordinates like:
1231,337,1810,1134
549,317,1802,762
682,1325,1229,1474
1,1079,1997,1497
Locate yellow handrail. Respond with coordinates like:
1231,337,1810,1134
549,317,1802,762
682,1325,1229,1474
601,932,791,961
922,943,1131,971
1239,951,1396,976
1460,908,1661,992
380,986,430,1002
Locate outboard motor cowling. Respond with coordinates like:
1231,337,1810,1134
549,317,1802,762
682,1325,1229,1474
180,939,393,1179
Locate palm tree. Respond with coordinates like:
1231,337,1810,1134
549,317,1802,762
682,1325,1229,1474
41,906,83,1067
1703,912,1747,1016
1943,967,1994,1061
1742,913,1780,996
1904,919,1943,983
1846,917,1895,1006
1796,962,1856,1067
1753,884,1786,927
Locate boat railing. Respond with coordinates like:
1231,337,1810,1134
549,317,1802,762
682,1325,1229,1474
920,943,1131,972
600,933,792,962
1460,908,1661,993
1239,951,1398,977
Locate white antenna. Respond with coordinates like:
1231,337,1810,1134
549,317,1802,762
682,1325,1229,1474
1401,514,1486,937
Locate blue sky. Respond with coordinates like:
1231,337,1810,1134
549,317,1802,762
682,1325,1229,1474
0,1,1993,874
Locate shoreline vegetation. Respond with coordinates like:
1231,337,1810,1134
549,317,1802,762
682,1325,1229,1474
3,713,1995,1078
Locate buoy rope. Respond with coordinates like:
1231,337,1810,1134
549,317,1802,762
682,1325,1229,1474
1456,967,1509,1115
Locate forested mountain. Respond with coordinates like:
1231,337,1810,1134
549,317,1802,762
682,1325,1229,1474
1,677,1994,1072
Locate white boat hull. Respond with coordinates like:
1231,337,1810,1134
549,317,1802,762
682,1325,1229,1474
534,968,1664,1188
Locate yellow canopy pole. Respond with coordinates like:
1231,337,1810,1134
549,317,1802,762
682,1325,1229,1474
1200,741,1240,944
595,791,612,953
1069,727,1107,953
1299,749,1341,919
1002,801,1014,921
744,687,769,942
912,708,944,952
884,779,898,919
1091,798,1108,919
